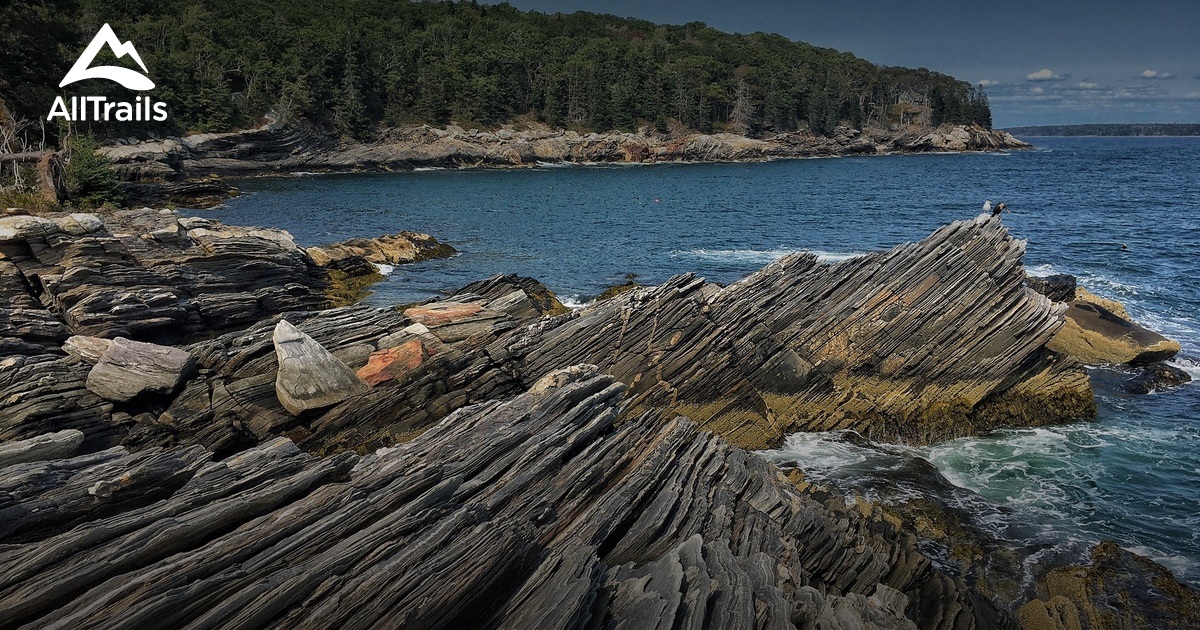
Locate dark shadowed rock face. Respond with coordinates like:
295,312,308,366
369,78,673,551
0,210,328,347
0,367,1013,629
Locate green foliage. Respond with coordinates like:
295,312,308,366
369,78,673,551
7,0,991,140
63,134,123,208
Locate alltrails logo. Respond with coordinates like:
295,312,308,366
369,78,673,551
47,23,168,122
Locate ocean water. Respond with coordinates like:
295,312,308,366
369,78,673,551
207,137,1200,583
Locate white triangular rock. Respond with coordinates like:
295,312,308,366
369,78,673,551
273,319,368,416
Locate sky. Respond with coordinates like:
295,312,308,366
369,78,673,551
490,0,1200,127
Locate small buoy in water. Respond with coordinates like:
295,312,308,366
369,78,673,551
654,198,661,203
1122,243,1130,251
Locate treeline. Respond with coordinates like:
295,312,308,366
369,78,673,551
2,0,991,146
1004,124,1200,137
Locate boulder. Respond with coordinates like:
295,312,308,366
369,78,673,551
62,335,113,364
1048,300,1181,364
273,319,368,415
85,338,196,402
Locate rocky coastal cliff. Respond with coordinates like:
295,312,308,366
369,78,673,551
0,208,1193,629
97,122,1029,205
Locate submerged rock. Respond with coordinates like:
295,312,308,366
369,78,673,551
273,319,369,415
85,337,196,402
1125,362,1192,393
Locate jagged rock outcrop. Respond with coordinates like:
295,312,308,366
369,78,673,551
144,215,1095,458
0,210,328,347
306,231,456,269
0,367,1013,629
498,214,1095,448
452,273,570,317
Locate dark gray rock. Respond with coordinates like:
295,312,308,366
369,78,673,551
85,337,196,402
0,367,1012,629
1026,273,1077,303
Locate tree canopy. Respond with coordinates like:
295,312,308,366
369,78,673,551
2,0,992,144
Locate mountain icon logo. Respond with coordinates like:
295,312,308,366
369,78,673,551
60,23,155,91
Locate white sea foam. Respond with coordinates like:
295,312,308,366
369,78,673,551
758,432,869,473
373,263,396,276
559,294,592,309
412,166,445,172
671,248,866,265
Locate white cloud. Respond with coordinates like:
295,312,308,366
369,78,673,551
978,79,1000,87
1140,69,1174,80
1075,81,1101,90
1031,86,1045,94
1026,68,1063,82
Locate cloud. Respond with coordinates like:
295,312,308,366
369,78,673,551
977,79,1000,87
1140,69,1174,80
1026,68,1063,82
1031,86,1045,94
1075,81,1102,90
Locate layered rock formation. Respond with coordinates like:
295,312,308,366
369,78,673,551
0,210,327,346
139,214,1094,460
1,206,1194,627
0,366,1014,629
99,122,1029,205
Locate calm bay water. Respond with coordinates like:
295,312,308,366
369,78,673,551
207,137,1200,582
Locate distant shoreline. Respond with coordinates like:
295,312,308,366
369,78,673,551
100,122,1029,207
1004,123,1200,137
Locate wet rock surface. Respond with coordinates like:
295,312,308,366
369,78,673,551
0,368,1013,629
1018,541,1200,630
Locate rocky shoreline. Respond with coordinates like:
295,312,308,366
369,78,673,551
1,207,1194,629
97,121,1030,206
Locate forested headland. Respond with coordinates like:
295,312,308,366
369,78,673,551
2,0,992,146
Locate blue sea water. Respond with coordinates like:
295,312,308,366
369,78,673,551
206,137,1200,583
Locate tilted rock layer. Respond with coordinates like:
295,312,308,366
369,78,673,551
0,368,1013,629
